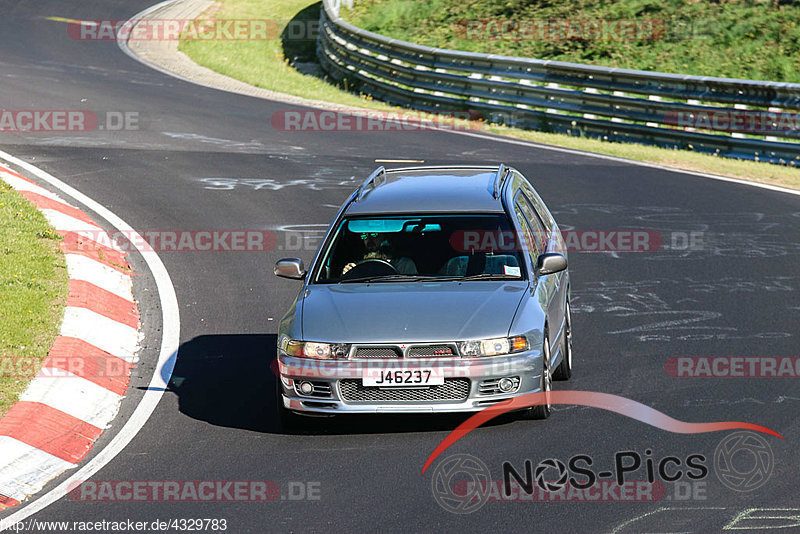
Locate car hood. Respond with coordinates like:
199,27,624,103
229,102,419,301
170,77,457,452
300,282,527,343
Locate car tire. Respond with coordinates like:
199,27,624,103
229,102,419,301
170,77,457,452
522,330,552,420
553,299,573,381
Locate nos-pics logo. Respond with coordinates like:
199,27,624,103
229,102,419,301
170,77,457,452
430,432,774,513
430,454,491,514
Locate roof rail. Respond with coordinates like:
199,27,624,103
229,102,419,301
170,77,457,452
355,166,386,201
489,164,510,199
383,164,499,173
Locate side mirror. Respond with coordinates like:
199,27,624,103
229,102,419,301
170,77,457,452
274,258,306,280
535,253,567,275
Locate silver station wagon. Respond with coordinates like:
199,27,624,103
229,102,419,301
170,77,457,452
274,165,572,425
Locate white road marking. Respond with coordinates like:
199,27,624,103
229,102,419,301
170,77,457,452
0,150,180,529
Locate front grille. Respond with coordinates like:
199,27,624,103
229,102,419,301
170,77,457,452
352,347,401,359
352,344,459,359
339,378,471,403
406,344,458,358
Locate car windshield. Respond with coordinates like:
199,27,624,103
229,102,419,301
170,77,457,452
312,214,526,283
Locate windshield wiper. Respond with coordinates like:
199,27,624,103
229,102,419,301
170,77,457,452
339,273,522,283
339,274,439,283
457,273,522,281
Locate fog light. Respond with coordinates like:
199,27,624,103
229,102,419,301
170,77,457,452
497,377,515,392
298,381,314,395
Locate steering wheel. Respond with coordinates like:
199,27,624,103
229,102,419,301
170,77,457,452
341,258,398,280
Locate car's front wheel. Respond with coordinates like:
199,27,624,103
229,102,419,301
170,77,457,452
522,330,552,420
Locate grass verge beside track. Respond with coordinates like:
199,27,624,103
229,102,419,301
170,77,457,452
179,0,800,190
0,179,68,416
344,0,800,83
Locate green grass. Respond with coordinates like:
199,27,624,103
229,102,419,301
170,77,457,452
179,0,385,105
0,179,68,416
344,0,800,82
178,0,800,190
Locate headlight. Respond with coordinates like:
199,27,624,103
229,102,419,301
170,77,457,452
280,339,350,359
459,335,528,357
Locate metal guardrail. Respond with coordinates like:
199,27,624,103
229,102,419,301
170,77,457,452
317,0,800,164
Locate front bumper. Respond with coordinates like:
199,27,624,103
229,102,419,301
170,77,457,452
277,350,544,414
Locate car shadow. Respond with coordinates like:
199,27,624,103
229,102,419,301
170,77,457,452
169,334,519,436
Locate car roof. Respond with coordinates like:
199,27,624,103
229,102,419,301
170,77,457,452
344,166,508,215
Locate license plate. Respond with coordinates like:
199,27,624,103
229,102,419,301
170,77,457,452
362,368,444,387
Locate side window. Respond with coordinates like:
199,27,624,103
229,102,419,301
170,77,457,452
523,188,563,254
524,186,554,229
514,200,540,262
515,191,547,253
515,172,554,228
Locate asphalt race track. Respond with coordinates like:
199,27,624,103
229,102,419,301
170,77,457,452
1,1,799,532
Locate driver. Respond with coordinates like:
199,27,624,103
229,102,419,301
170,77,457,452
342,232,417,275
